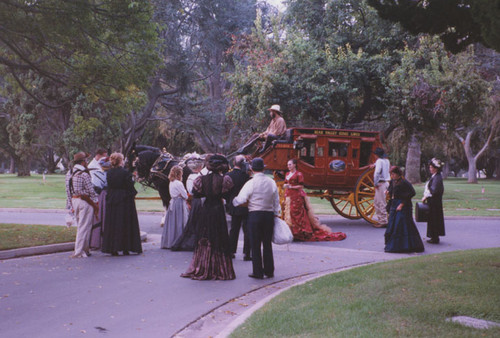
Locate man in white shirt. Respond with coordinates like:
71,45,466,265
88,148,108,193
233,157,281,279
372,147,391,227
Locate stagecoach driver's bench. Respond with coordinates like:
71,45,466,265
237,104,287,155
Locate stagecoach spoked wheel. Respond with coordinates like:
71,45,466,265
354,167,378,225
327,191,362,220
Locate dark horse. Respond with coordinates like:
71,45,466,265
126,144,191,224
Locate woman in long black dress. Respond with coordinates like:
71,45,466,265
171,155,206,252
422,158,445,244
102,152,142,256
181,154,235,280
384,166,424,253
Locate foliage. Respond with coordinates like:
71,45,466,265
0,0,159,172
368,0,500,53
226,0,412,137
0,0,159,102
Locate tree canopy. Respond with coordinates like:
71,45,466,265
367,0,500,53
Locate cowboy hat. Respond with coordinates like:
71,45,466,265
73,151,90,162
268,104,282,114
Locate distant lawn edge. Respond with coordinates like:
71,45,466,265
0,223,77,251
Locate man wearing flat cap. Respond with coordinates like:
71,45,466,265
65,151,99,258
237,104,287,155
233,157,281,279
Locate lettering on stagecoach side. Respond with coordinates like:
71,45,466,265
297,128,377,138
312,130,362,137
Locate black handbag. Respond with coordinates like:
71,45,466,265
415,202,430,222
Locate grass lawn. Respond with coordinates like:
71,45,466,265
0,174,499,216
232,248,500,338
310,177,500,217
0,223,77,251
0,173,164,212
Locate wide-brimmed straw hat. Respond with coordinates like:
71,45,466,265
268,104,282,114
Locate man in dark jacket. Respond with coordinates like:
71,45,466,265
226,155,251,261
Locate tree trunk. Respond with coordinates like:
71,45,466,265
46,148,56,173
405,133,421,184
455,128,495,183
442,161,450,179
17,158,31,176
9,156,15,174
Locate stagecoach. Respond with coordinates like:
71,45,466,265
252,127,384,225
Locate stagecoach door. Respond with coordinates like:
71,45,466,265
325,138,350,187
296,135,326,187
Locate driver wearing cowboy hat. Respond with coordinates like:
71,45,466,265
237,104,287,154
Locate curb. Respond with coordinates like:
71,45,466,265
0,231,148,260
0,242,75,260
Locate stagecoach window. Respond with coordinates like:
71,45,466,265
299,139,316,166
329,142,348,157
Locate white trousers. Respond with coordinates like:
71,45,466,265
72,198,94,256
374,181,389,224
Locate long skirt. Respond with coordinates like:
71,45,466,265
171,198,204,251
285,195,346,242
89,189,106,250
161,197,188,249
384,199,424,253
181,199,235,280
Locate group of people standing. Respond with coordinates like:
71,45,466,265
371,147,446,253
65,150,142,258
65,141,446,279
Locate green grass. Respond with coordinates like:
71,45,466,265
308,177,500,217
232,248,500,338
0,174,164,211
0,174,499,216
0,223,77,251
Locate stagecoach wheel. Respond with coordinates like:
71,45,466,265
327,191,362,220
354,168,378,224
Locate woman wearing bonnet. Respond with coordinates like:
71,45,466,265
422,158,445,244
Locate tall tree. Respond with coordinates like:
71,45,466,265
368,0,500,53
124,0,258,155
0,1,159,173
227,0,411,137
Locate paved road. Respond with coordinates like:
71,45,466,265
1,210,499,337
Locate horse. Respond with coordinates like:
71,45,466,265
126,144,192,225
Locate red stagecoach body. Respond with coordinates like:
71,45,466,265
256,127,384,224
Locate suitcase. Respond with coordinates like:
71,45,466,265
415,202,430,222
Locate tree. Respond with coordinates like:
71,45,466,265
384,36,451,183
123,0,258,155
0,0,158,104
368,0,500,53
227,0,412,137
0,1,159,173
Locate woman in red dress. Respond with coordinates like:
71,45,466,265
284,159,346,242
